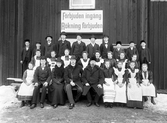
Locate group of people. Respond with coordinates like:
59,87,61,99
17,32,156,110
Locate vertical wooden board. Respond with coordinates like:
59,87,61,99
17,0,24,78
158,2,165,89
109,0,116,44
163,2,167,89
128,0,133,42
0,0,4,85
102,0,110,36
133,0,138,43
122,0,129,43
116,0,122,41
152,1,159,88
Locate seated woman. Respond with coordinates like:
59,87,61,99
139,61,156,105
102,60,116,108
127,61,143,109
94,50,104,67
113,61,127,106
61,49,71,68
78,51,90,70
50,58,65,108
106,51,116,68
17,62,35,107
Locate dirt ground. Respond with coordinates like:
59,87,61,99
0,101,167,123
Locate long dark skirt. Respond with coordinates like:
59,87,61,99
50,83,66,105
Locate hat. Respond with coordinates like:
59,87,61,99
90,56,96,61
140,40,146,44
95,50,100,54
45,36,53,40
56,57,62,63
89,35,96,39
24,39,30,43
129,41,135,44
70,55,76,60
76,33,82,37
116,41,122,45
103,35,109,38
60,31,66,36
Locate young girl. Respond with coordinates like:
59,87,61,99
95,51,104,67
106,51,116,68
61,49,71,68
31,50,41,70
113,61,127,106
127,61,143,109
50,58,65,108
127,54,140,69
139,62,156,105
17,62,35,107
79,51,90,70
118,52,128,69
103,60,116,108
47,51,57,71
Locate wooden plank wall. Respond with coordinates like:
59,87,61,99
0,0,150,86
149,1,167,89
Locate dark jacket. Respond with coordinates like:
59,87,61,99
64,64,83,87
71,41,86,58
86,43,100,58
138,70,153,84
113,48,125,60
82,65,104,85
138,47,151,64
44,43,54,58
100,43,114,58
126,47,139,60
21,46,33,63
34,66,51,84
58,40,71,57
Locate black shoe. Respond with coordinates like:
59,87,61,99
109,103,113,108
40,103,44,108
53,104,58,109
86,102,92,107
20,101,25,108
151,97,156,105
94,102,100,107
69,104,74,109
104,103,108,108
30,104,36,109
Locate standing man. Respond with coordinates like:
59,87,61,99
44,36,54,58
64,55,83,109
30,56,51,109
86,35,100,58
100,35,114,59
57,32,71,57
82,56,104,107
20,39,33,74
71,34,86,60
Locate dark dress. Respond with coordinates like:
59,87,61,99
50,65,65,105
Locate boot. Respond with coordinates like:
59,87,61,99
143,96,148,102
20,101,25,108
151,97,156,105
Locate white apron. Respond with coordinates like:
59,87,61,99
18,69,35,96
114,68,127,103
33,56,40,70
95,58,104,67
80,58,90,70
127,69,142,101
141,72,156,97
61,55,71,68
103,78,116,102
